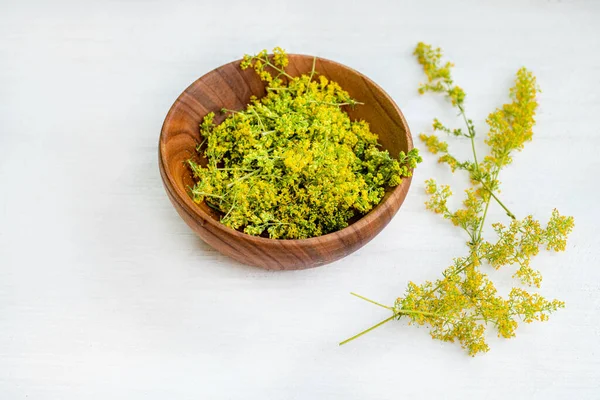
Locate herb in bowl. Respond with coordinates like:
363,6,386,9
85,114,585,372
188,48,421,239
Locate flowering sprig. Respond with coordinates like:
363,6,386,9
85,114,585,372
240,47,291,82
342,43,574,356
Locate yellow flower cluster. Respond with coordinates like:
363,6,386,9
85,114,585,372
483,68,539,169
414,42,466,106
392,207,572,355
189,48,421,239
480,211,574,287
343,43,574,356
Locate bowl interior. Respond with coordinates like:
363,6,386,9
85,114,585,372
160,54,412,228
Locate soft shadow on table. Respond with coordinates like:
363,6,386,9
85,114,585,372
191,233,325,277
191,236,260,272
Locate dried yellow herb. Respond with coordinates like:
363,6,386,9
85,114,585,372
188,48,421,239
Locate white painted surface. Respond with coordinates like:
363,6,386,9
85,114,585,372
1,0,599,398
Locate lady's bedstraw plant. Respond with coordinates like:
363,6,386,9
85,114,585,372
188,48,421,239
341,43,574,356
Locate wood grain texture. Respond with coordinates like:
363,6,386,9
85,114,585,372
159,55,414,270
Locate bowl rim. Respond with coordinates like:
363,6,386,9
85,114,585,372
159,53,414,245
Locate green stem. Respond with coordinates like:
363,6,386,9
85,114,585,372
251,109,266,131
460,224,476,245
457,102,515,243
397,309,443,318
350,292,394,310
458,104,479,171
458,102,486,242
339,314,396,346
477,196,491,242
259,55,293,79
339,307,445,346
469,135,479,170
476,168,500,241
196,138,207,151
426,259,473,295
475,132,520,242
458,105,476,137
214,167,254,171
479,182,515,219
309,56,317,80
308,100,364,107
266,87,290,91
192,191,224,199
221,191,239,222
227,169,259,188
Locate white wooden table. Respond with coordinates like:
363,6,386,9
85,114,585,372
1,0,599,398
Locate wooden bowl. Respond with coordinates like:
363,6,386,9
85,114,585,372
159,54,413,270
